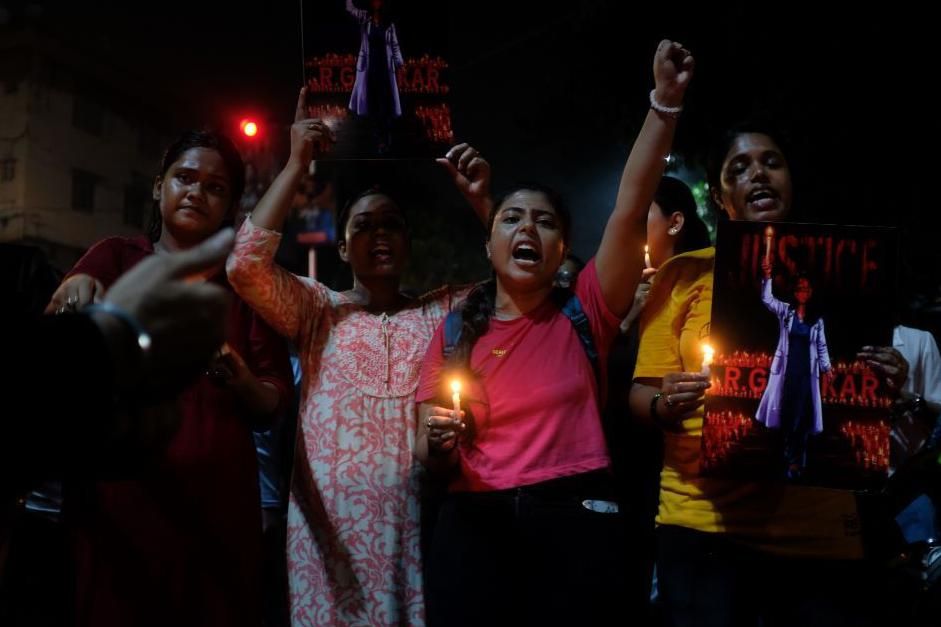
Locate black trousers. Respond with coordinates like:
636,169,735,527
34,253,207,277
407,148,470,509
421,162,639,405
425,471,631,627
656,524,890,627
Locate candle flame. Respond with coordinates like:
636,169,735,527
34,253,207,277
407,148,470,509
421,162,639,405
764,225,774,237
450,380,461,394
701,343,715,366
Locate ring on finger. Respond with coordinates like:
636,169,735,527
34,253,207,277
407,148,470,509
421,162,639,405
664,395,675,409
425,417,433,429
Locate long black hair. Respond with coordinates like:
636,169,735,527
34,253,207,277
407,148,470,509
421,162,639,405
653,176,711,254
448,183,572,371
147,130,245,242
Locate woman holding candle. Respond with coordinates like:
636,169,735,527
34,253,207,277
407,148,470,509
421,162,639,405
621,176,710,332
633,120,919,627
627,202,732,627
629,122,814,627
606,174,713,611
226,88,493,626
617,176,712,397
414,40,694,626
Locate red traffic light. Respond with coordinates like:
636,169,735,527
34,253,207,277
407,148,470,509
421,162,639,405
239,119,259,138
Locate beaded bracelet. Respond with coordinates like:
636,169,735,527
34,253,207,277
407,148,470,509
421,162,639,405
649,90,683,118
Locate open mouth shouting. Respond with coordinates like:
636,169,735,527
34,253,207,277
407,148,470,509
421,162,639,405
745,186,782,215
511,240,542,267
370,241,393,264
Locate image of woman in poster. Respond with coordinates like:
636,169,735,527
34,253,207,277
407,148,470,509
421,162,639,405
756,258,834,479
346,0,404,155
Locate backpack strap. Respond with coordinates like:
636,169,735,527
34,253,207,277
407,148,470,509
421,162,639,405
442,309,463,360
561,293,600,386
441,293,600,388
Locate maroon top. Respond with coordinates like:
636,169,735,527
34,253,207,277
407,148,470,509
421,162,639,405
66,235,292,627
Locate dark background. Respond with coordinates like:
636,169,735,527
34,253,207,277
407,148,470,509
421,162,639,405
7,0,937,324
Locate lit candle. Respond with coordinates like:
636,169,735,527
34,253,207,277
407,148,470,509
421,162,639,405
764,225,774,264
701,343,714,376
644,245,652,269
450,379,461,418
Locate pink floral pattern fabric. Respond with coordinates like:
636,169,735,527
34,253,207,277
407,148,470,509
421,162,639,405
228,218,461,626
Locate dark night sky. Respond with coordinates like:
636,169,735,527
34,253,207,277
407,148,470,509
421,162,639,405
6,0,939,313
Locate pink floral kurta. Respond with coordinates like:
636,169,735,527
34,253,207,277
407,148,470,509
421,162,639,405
227,218,462,626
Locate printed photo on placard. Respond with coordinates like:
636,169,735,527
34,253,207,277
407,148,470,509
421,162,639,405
701,221,898,490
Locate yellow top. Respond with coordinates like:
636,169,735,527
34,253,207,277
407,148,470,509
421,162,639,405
634,247,863,559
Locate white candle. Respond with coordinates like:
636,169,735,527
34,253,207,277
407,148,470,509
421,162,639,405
644,245,652,269
450,379,461,418
701,343,714,376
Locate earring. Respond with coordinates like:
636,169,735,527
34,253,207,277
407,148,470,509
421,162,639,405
668,227,678,235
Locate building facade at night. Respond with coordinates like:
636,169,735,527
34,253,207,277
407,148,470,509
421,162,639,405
0,31,165,272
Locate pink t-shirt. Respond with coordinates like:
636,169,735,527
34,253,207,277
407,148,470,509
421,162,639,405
416,259,620,492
